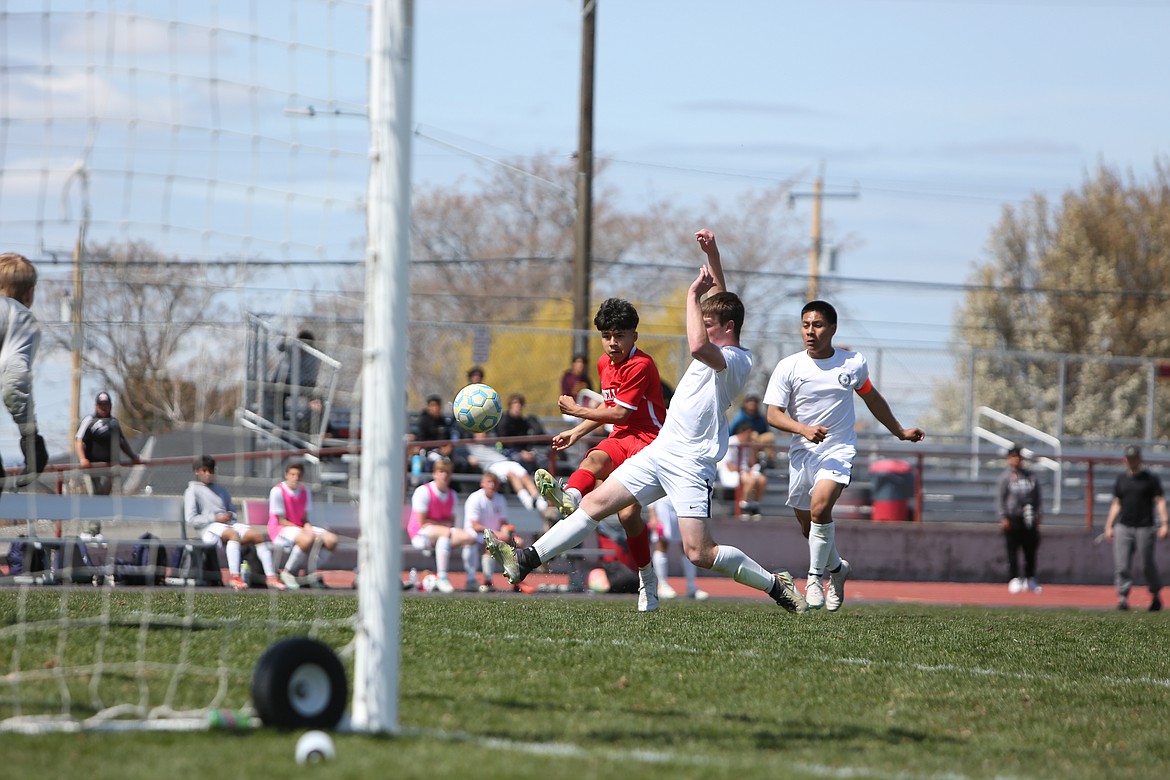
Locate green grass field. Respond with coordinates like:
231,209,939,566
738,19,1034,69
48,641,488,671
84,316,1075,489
3,589,1169,779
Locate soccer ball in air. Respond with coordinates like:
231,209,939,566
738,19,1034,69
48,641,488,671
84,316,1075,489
452,383,502,433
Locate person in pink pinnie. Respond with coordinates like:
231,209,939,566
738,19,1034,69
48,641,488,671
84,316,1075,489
268,461,338,590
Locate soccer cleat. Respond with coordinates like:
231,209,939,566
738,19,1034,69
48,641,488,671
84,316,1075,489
637,566,659,612
805,574,825,610
688,589,709,601
1025,577,1042,594
229,574,248,591
484,529,530,585
1150,594,1162,612
1118,596,1129,611
279,570,300,590
826,559,851,612
771,570,809,614
435,577,455,594
534,468,578,518
265,574,287,591
658,581,678,599
463,577,480,592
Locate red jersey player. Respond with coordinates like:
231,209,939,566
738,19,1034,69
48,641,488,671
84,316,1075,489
534,298,667,601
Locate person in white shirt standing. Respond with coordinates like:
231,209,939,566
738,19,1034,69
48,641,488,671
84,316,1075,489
764,300,925,612
486,229,808,614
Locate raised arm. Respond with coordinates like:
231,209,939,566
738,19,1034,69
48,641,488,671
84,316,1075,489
694,229,726,294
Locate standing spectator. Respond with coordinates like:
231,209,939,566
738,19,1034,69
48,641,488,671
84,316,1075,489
1103,445,1169,611
728,393,777,469
764,300,924,612
76,390,141,531
270,329,321,426
0,253,46,495
268,461,338,590
406,458,477,593
495,393,546,473
996,445,1042,594
184,455,284,591
461,470,521,591
560,353,593,400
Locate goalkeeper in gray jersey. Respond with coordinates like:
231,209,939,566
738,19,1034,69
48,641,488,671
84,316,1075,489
0,252,45,492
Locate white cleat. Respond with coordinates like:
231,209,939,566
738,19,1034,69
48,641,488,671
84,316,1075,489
805,575,825,610
825,559,851,612
658,581,678,599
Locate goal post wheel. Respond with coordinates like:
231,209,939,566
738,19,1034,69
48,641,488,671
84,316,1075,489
252,637,348,730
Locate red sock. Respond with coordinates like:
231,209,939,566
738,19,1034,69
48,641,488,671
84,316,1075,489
566,469,597,496
626,526,651,568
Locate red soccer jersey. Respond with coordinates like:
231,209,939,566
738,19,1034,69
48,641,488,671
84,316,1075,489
597,347,667,440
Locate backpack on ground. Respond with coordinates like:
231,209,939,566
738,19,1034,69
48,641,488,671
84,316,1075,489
114,533,168,586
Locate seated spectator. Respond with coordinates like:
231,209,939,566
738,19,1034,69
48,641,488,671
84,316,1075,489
268,461,339,590
585,523,639,595
461,470,523,592
717,421,769,518
648,496,707,601
413,393,471,473
185,455,285,591
464,432,558,525
466,365,485,385
406,458,478,593
495,393,546,473
728,393,777,469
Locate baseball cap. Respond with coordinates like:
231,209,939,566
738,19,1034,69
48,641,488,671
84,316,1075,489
1125,445,1142,458
95,391,112,405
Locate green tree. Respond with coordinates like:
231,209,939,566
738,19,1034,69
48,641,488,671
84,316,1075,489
939,161,1170,438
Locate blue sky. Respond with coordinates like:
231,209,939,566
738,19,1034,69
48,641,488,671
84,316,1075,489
2,0,1168,455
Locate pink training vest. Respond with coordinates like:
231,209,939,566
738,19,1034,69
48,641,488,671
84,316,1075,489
268,482,310,542
406,482,456,539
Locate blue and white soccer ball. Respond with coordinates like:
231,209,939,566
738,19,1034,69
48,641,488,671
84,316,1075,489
452,383,502,434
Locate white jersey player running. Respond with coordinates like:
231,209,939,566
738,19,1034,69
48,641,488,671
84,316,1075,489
764,300,925,611
486,228,808,614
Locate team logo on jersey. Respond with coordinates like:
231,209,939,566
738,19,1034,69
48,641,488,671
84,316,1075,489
837,371,854,388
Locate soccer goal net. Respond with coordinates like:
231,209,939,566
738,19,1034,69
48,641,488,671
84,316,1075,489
1,0,404,734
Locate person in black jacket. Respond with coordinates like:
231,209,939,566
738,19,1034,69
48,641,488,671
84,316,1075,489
996,445,1042,594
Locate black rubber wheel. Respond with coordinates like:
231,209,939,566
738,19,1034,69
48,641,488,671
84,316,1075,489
252,637,347,729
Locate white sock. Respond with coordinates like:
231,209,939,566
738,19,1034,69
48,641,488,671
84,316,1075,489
535,495,550,512
462,544,478,577
652,549,670,582
809,522,834,577
533,509,598,562
284,545,307,576
226,540,241,576
566,487,583,503
710,545,773,592
682,554,698,592
481,552,494,579
517,489,535,510
435,536,451,578
256,543,276,577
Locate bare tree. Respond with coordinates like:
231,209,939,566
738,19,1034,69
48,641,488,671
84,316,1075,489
41,241,253,432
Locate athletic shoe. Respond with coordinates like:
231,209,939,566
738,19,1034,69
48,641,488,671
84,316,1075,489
805,575,825,610
265,575,287,592
688,589,709,601
771,570,808,614
637,566,659,612
279,570,300,590
478,583,496,593
1150,594,1162,612
1025,577,1042,594
1008,577,1024,594
826,559,851,612
534,468,578,518
1118,596,1129,611
658,581,678,599
463,577,480,592
435,577,455,594
484,529,535,585
229,574,248,591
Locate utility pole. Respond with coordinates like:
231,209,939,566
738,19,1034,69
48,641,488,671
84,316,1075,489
788,163,858,302
572,0,596,360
